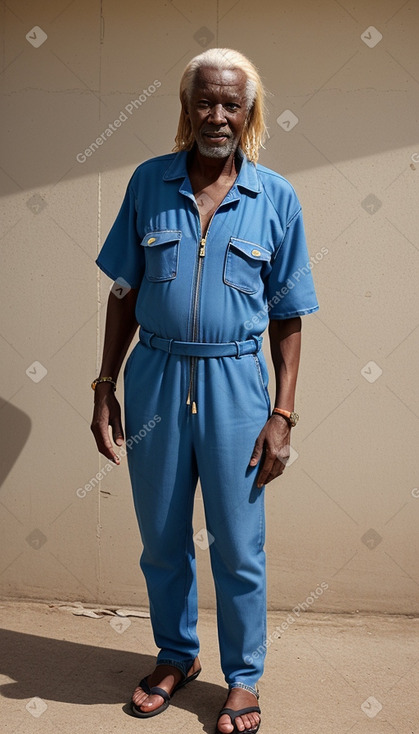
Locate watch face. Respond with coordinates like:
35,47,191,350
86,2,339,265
290,411,299,426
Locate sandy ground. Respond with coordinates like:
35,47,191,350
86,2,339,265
0,600,418,733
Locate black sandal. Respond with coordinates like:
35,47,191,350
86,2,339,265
215,705,261,734
131,666,201,718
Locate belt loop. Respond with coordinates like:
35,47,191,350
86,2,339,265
167,338,173,354
140,329,155,349
234,340,242,359
252,335,262,353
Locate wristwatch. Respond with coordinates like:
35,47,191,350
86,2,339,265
272,408,299,427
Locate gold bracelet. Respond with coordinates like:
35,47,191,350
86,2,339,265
91,376,116,391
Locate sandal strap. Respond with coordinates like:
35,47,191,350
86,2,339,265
218,705,261,722
148,685,170,702
172,666,201,693
138,677,170,703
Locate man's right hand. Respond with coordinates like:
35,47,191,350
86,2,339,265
90,385,124,464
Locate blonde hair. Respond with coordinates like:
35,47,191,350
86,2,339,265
173,48,267,164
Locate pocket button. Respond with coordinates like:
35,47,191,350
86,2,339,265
251,249,261,257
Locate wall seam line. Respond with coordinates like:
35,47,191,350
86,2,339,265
96,0,104,604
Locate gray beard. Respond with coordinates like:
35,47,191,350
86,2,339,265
195,135,238,159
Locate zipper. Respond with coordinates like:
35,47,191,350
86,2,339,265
186,214,215,413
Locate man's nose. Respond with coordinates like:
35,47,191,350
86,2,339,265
208,103,226,124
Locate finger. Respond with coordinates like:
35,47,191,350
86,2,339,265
91,423,121,464
277,444,291,466
249,437,264,466
103,447,121,464
256,452,275,488
104,424,122,463
264,457,287,485
111,418,124,447
100,439,121,464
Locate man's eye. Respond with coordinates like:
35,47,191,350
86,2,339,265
197,101,210,108
225,104,239,111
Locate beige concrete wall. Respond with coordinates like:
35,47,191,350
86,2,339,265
1,0,418,613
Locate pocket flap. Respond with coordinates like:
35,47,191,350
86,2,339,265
229,238,271,261
142,230,182,247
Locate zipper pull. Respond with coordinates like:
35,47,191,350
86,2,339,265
199,238,206,257
191,401,197,414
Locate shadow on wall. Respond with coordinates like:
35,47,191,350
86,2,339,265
0,401,31,489
1,1,418,194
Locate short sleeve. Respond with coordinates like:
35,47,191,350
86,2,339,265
95,179,145,288
267,208,319,319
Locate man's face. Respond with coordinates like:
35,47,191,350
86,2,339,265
186,66,250,159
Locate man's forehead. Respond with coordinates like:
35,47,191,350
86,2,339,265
192,66,247,95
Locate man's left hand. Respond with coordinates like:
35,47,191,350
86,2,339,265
249,416,291,487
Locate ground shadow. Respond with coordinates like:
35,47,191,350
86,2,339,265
0,628,226,732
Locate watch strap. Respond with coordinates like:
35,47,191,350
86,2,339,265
272,408,299,426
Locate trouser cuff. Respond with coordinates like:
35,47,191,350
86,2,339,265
229,682,260,698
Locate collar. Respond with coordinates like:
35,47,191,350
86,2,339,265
162,148,261,195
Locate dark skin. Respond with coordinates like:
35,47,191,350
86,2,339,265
91,66,302,734
187,66,249,235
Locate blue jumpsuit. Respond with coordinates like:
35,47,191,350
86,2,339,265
96,149,319,696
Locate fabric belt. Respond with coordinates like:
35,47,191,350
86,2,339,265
139,328,262,358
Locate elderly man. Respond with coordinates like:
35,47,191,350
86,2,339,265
91,48,318,734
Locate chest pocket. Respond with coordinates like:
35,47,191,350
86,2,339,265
142,230,181,282
224,238,271,294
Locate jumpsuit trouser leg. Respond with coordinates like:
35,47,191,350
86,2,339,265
124,343,200,678
193,353,269,694
124,341,270,692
